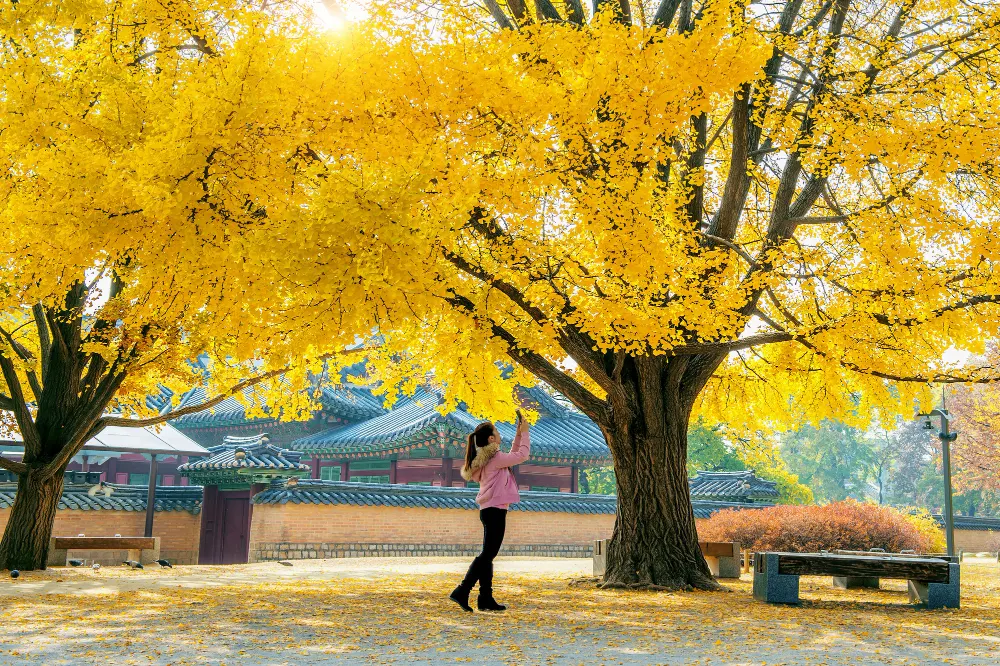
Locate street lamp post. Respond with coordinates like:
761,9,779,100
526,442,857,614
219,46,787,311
918,393,958,557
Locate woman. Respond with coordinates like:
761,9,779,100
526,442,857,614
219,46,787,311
449,412,530,612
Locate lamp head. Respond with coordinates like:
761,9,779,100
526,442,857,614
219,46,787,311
923,418,934,430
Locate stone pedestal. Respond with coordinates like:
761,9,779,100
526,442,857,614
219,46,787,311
752,553,800,604
907,563,961,609
593,539,607,577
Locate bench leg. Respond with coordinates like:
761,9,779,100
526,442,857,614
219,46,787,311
46,538,68,568
139,538,160,566
833,576,880,589
753,553,800,604
908,563,960,609
593,540,606,578
706,555,741,579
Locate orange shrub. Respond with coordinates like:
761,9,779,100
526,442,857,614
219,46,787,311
698,500,935,553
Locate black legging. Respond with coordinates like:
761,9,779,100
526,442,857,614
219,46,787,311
459,507,507,596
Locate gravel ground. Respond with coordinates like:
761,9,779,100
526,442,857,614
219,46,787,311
0,556,997,665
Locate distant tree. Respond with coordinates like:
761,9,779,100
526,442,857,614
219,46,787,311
580,466,617,496
686,419,744,477
781,421,876,503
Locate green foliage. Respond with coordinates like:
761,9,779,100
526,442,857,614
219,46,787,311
738,444,815,505
580,466,616,495
781,420,877,503
686,419,744,477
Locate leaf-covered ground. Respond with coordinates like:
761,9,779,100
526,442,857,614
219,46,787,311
0,557,997,665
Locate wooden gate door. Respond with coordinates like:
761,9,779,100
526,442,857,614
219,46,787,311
219,493,251,564
198,487,253,565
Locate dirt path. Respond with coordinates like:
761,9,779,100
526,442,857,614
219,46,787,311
0,557,997,665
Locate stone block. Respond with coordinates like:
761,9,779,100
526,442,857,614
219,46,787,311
753,553,800,604
46,538,68,568
907,563,960,609
833,576,880,589
706,555,741,579
593,539,607,578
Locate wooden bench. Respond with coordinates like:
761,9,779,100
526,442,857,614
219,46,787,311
753,551,959,609
828,550,959,589
47,536,160,567
593,540,741,579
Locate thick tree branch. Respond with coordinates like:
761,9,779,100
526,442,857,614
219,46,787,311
445,292,607,421
0,354,40,454
32,304,51,383
99,366,290,429
0,456,27,476
483,0,515,29
651,0,681,29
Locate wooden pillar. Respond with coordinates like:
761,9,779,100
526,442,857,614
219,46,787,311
442,457,453,487
106,457,117,484
389,460,398,485
144,454,158,538
341,460,350,482
312,456,321,479
81,455,89,473
570,465,578,494
511,465,520,487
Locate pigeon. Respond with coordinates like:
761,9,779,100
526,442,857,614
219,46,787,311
156,559,172,568
92,563,101,571
123,560,143,569
68,559,85,567
277,560,294,567
10,570,19,579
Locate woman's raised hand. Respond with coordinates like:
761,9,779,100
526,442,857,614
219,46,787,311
516,410,529,434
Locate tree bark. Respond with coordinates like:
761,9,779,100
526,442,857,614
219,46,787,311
599,356,720,591
0,468,65,571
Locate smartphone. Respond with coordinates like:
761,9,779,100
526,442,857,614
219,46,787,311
515,409,523,424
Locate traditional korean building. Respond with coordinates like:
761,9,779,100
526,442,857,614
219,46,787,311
161,368,612,493
177,434,309,564
688,470,780,504
288,387,609,492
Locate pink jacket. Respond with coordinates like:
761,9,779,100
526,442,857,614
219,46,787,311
460,431,531,509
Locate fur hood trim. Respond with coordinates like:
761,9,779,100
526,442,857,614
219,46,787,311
460,442,498,480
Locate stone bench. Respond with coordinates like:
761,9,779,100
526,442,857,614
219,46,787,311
593,539,741,579
47,536,160,567
753,551,959,609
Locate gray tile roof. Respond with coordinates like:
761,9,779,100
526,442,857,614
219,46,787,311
0,483,202,514
688,471,779,501
934,514,1000,532
177,434,309,473
290,390,611,464
162,369,385,429
252,479,768,518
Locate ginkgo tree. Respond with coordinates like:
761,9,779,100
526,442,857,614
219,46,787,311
0,0,372,570
297,0,1000,589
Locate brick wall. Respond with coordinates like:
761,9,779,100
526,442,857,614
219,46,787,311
248,503,615,562
955,528,999,552
0,508,202,565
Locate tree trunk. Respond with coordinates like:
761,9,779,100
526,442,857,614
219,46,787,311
599,356,720,591
0,469,65,571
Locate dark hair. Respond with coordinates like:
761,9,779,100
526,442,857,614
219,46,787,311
464,422,493,470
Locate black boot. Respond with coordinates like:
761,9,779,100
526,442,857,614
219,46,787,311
449,585,473,612
477,562,506,611
477,595,507,612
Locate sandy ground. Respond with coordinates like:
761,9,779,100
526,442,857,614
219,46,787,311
0,556,997,665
